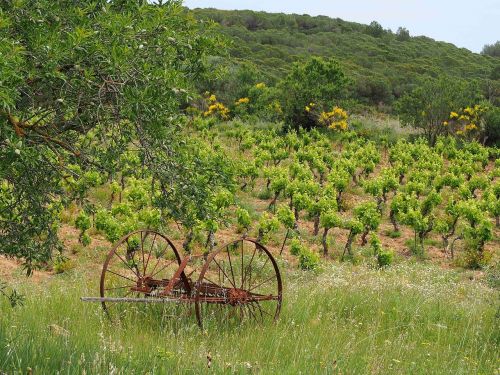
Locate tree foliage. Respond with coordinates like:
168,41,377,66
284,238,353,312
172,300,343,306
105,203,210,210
280,57,348,130
482,41,500,58
0,0,222,270
396,78,481,144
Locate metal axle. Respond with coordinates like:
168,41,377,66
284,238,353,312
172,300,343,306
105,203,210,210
81,297,184,303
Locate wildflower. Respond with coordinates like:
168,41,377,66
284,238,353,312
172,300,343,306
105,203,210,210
208,94,217,102
319,106,349,131
255,82,266,89
442,121,448,126
450,111,459,119
235,97,250,105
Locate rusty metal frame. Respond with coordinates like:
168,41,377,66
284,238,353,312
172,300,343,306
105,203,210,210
85,230,283,329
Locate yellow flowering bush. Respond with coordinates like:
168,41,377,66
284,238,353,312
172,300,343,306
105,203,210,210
235,97,250,105
204,102,230,120
305,102,316,113
447,104,486,137
319,106,349,131
271,101,283,115
202,92,230,120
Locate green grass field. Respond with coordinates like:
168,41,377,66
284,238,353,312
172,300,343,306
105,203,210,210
1,261,498,374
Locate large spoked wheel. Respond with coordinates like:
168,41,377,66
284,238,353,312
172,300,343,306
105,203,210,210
100,229,185,318
195,238,282,329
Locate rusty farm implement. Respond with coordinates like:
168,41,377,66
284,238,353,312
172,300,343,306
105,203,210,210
81,230,283,328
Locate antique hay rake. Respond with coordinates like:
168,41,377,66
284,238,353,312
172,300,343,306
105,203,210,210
81,230,283,328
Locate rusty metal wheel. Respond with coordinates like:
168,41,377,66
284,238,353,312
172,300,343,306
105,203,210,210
100,229,186,318
194,238,282,329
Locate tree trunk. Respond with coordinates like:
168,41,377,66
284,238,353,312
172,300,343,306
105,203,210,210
109,190,115,208
256,228,264,243
336,191,343,211
119,175,125,203
342,230,355,260
361,229,369,246
294,208,299,230
319,173,325,187
268,192,279,210
280,229,289,255
418,232,425,256
183,230,194,253
450,236,462,259
313,215,320,236
441,235,449,254
322,228,329,256
390,209,399,232
205,231,215,252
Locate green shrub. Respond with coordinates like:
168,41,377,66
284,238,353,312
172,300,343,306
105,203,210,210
53,256,75,274
81,233,91,247
386,230,402,238
298,248,320,270
257,189,272,200
235,207,251,233
289,238,303,256
377,249,394,268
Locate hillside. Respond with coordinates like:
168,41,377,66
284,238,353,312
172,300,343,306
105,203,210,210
192,8,499,105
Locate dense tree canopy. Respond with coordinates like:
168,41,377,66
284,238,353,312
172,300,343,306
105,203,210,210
280,57,348,130
192,8,499,106
0,0,222,271
396,78,482,144
482,41,500,58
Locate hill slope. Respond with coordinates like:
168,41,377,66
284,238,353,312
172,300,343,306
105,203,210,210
192,8,499,105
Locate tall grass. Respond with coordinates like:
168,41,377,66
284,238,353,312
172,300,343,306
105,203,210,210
1,263,498,374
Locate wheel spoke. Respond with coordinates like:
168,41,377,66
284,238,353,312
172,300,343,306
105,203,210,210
196,239,281,328
106,269,137,283
140,231,146,275
149,259,176,279
241,244,257,289
143,233,157,275
114,249,141,278
148,244,171,276
226,245,237,289
213,258,237,289
245,302,258,322
248,275,276,293
255,247,271,277
203,275,221,287
241,241,244,289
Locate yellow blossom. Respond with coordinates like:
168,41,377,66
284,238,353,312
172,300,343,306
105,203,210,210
236,97,250,105
203,101,230,120
450,112,458,119
255,82,266,89
319,106,349,131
